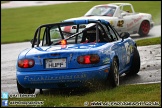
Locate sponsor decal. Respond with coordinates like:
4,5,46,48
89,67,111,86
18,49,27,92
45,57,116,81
127,15,144,29
117,20,124,27
133,15,144,23
24,74,87,82
124,42,134,64
109,20,113,25
127,22,134,28
103,58,110,64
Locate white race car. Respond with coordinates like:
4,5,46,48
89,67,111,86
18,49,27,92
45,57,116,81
63,3,154,36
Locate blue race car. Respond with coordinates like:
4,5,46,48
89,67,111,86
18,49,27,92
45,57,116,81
16,19,140,94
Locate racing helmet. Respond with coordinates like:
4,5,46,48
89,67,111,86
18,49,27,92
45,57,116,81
81,23,97,43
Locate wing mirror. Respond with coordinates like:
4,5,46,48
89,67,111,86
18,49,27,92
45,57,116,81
121,13,126,17
119,32,130,39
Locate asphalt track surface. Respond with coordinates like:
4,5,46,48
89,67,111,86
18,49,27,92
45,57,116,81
1,1,91,9
1,1,161,94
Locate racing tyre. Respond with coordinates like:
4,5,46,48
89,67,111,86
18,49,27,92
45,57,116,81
108,57,119,87
138,20,150,36
17,80,35,94
126,46,140,76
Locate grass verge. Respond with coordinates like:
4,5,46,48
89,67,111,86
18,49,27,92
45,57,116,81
6,83,161,107
135,37,161,46
1,1,10,4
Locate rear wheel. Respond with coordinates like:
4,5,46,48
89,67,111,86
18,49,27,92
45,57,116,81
126,46,140,76
17,80,35,94
138,20,150,36
107,57,119,87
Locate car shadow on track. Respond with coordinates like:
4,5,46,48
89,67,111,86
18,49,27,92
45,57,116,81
119,74,141,85
35,74,141,96
35,82,113,96
130,34,153,40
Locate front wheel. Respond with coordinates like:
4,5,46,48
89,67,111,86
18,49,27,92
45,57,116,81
107,57,119,87
17,80,35,94
138,20,150,36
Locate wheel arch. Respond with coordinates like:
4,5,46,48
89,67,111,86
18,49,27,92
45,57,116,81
138,19,150,32
107,55,120,87
113,55,119,67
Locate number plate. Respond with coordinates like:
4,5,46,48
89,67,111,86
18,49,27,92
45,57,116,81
45,58,66,68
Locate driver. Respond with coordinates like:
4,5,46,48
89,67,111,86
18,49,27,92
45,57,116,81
81,23,110,43
80,24,97,43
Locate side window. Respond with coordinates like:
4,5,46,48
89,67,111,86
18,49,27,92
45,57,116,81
43,26,62,46
50,27,62,44
42,31,47,46
101,24,111,41
39,27,47,46
109,28,118,41
102,24,118,41
42,27,52,46
122,5,133,13
120,5,133,16
50,28,61,39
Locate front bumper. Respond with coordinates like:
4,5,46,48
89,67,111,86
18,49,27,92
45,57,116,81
17,65,110,89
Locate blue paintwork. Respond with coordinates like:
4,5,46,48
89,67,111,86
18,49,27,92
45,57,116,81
64,19,109,25
74,19,89,25
16,19,137,89
17,64,109,89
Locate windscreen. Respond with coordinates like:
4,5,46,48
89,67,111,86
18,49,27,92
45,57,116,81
84,6,116,16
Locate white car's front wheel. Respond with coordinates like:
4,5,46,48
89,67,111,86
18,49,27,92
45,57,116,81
138,20,150,36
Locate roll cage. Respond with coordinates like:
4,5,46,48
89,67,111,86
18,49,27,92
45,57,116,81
31,19,120,48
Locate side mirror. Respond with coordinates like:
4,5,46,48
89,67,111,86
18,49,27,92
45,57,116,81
30,38,40,45
121,13,126,17
119,32,130,39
